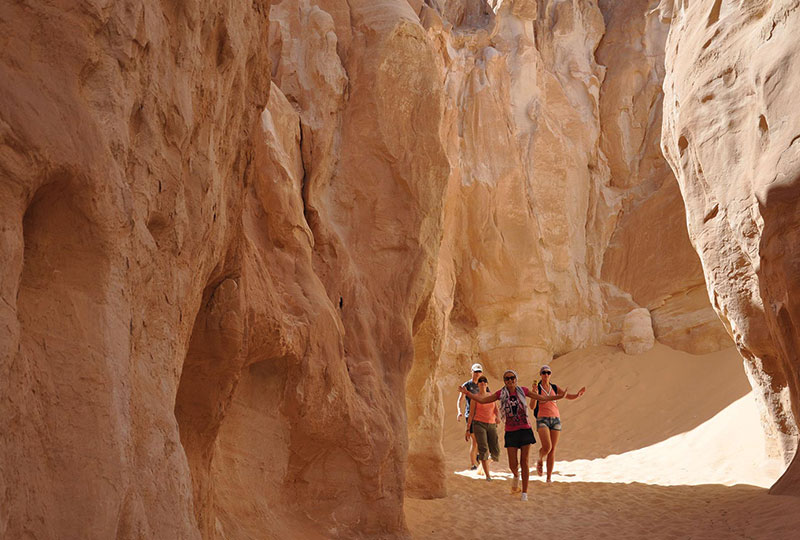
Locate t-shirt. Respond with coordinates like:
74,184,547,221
494,387,531,432
536,383,560,418
461,380,479,418
471,400,496,424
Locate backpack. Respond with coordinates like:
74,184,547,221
532,381,557,418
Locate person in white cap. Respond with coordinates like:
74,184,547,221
532,364,586,483
456,362,484,470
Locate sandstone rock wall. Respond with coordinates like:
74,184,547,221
660,0,800,493
0,1,271,536
1,0,449,537
5,0,791,537
406,0,732,497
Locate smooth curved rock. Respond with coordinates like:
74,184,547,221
661,0,800,493
622,308,656,355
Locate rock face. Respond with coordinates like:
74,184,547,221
7,0,799,537
1,0,448,537
661,0,800,493
406,0,732,498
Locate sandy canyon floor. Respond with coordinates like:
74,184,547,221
405,346,800,539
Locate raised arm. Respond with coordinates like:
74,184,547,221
566,387,586,400
525,387,567,401
456,391,465,421
458,385,499,404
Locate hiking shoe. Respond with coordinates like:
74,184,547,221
520,493,528,501
469,465,478,471
486,476,492,482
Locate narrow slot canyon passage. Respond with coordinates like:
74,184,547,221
4,0,800,538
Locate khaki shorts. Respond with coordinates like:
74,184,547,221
472,421,500,461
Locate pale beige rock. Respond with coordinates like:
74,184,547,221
661,0,800,494
622,308,655,355
405,0,733,500
596,0,730,355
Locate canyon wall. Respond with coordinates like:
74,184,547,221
660,0,800,492
406,0,731,497
1,0,449,537
3,0,798,538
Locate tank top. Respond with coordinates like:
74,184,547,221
536,382,560,418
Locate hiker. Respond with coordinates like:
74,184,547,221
465,375,501,481
532,365,586,483
456,363,483,470
459,369,566,500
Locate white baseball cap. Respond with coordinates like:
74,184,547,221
471,363,483,372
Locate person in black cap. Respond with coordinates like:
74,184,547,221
456,362,484,470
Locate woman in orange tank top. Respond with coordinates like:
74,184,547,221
532,364,586,483
465,376,501,481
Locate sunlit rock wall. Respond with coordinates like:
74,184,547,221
661,0,800,494
405,0,731,498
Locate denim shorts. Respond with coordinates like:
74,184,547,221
536,416,562,431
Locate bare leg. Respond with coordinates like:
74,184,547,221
546,430,560,482
507,447,520,492
470,433,478,467
520,444,531,494
537,426,551,476
481,459,491,479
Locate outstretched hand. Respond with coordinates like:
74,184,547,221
458,386,473,396
576,387,586,398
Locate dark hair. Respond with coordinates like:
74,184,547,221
477,377,488,383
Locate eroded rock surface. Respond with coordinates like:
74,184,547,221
406,0,732,498
1,0,447,537
6,0,799,537
661,0,800,493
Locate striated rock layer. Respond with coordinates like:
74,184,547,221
661,0,800,493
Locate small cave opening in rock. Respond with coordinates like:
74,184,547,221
174,274,299,539
15,176,121,536
174,277,244,538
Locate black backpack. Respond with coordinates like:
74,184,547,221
532,381,557,418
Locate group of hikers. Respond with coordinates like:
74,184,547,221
456,362,586,501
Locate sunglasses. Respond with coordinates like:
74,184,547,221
477,379,488,384
541,371,552,375
503,376,516,381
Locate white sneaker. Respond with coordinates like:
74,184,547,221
520,493,528,501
